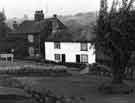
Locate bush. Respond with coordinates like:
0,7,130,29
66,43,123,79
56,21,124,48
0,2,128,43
0,67,72,77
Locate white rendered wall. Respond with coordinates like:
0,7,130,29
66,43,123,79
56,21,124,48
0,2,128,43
45,42,96,64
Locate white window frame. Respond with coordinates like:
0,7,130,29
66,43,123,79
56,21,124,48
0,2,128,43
29,47,35,57
80,43,88,51
54,42,61,49
81,54,88,63
54,54,61,62
28,34,34,43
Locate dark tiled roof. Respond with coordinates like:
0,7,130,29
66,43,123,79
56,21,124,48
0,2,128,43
9,16,95,42
55,19,67,29
11,17,66,34
11,20,46,34
19,20,44,33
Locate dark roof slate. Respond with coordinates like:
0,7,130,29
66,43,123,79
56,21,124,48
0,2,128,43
11,17,66,34
9,16,95,42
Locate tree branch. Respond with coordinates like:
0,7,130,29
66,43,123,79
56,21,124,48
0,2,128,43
127,0,135,11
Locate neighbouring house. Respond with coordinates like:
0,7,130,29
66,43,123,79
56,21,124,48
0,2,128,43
8,10,66,58
45,29,96,64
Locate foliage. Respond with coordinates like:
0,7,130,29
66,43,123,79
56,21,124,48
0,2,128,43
0,67,71,77
0,11,11,38
95,0,135,83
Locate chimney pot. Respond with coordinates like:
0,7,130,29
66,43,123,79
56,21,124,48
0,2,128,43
53,14,57,18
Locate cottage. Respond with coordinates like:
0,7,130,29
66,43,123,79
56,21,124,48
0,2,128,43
45,29,96,64
45,42,95,64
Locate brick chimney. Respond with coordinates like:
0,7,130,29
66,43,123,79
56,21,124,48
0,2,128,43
34,10,44,21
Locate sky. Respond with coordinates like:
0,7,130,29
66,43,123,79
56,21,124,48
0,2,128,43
0,0,111,19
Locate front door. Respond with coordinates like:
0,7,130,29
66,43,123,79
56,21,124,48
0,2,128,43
76,55,80,63
62,54,65,63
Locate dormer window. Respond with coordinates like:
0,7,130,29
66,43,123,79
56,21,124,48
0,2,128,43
28,35,34,43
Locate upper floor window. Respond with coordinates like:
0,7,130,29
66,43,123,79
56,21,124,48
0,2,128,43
54,42,60,49
52,21,59,33
28,35,34,43
80,43,88,51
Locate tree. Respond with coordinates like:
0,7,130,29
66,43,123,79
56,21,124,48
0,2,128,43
0,9,10,38
95,0,135,93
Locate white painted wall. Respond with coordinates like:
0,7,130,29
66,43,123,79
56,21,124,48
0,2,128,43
45,42,96,64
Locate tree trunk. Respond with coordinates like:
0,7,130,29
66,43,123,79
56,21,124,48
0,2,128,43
111,51,129,84
98,52,133,94
112,66,123,84
112,59,123,84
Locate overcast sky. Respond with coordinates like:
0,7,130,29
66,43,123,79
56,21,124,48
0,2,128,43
0,0,112,19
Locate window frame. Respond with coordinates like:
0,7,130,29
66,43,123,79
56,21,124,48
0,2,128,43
28,46,35,57
80,43,88,51
80,54,88,63
54,42,61,49
28,34,34,43
52,21,59,30
54,54,61,61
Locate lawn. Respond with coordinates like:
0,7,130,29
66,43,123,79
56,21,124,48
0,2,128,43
0,60,135,103
0,73,135,103
16,75,135,103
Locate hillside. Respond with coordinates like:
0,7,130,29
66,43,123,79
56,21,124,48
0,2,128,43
58,12,96,26
58,12,97,41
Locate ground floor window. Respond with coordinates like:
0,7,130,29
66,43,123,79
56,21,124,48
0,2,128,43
81,54,88,63
28,47,35,57
54,54,61,61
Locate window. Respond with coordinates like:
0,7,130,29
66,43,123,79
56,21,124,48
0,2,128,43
28,35,34,43
52,21,59,33
54,54,61,61
54,42,60,49
52,21,59,30
81,43,88,51
29,47,35,57
81,54,88,63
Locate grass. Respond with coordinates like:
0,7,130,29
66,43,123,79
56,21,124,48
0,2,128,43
0,60,135,103
15,75,135,103
0,73,135,103
0,75,33,103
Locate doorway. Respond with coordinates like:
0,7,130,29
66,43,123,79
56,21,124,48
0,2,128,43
62,54,66,63
76,55,80,63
